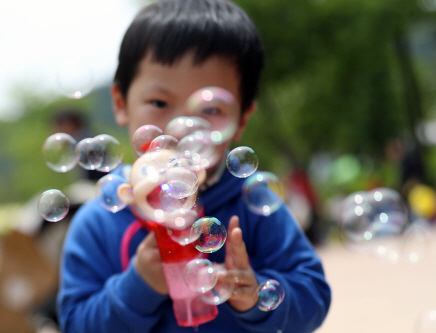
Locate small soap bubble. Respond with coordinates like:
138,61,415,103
132,125,163,156
96,174,127,213
149,135,179,167
257,280,285,311
191,217,227,253
166,209,201,245
76,138,100,170
164,116,211,141
242,172,284,216
200,264,234,305
38,189,69,222
165,164,199,199
56,58,95,99
184,87,239,143
160,185,197,212
177,131,218,170
226,146,259,178
88,134,123,172
42,133,78,172
183,258,217,293
415,308,436,333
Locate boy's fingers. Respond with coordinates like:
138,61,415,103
224,269,257,286
226,217,250,270
231,286,259,302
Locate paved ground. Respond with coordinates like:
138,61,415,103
314,228,436,333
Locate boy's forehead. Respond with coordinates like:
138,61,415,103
136,52,242,102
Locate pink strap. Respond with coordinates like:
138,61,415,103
120,220,143,271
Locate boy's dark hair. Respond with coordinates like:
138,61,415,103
114,0,264,113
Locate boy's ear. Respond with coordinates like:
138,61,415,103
117,183,135,205
233,102,257,142
111,84,129,127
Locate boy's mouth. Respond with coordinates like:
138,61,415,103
146,185,163,210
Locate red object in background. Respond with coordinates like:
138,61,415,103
286,168,318,210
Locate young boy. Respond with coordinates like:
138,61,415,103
57,0,331,332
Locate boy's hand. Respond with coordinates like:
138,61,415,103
134,231,169,295
224,216,259,312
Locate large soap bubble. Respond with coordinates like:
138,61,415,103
56,58,95,99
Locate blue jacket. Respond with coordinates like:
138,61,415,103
57,168,331,333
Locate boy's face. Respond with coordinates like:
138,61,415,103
112,52,255,169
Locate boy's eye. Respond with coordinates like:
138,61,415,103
151,100,168,109
201,107,220,116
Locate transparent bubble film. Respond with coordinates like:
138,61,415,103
242,172,284,216
226,146,259,178
184,87,239,143
257,279,285,311
338,188,411,260
96,174,127,213
88,134,123,172
43,133,77,173
38,189,70,222
132,125,163,157
191,217,227,253
56,58,95,99
183,258,217,293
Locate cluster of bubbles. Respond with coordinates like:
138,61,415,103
37,86,286,311
38,133,123,222
183,258,285,311
338,187,429,263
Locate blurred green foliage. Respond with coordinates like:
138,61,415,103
1,0,436,206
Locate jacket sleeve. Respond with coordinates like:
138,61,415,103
225,204,331,333
57,202,170,333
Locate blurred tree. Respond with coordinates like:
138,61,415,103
234,0,436,176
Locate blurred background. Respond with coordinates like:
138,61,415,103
2,0,436,332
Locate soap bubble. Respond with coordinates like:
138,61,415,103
164,116,211,141
88,134,123,172
149,135,179,167
184,87,239,143
160,186,197,212
164,165,199,199
200,265,234,305
338,188,410,259
38,189,69,222
415,308,436,333
96,174,127,213
242,172,284,216
183,258,217,293
257,280,285,311
177,131,217,169
42,133,77,172
191,217,227,253
166,209,201,245
132,125,163,156
76,138,100,170
226,146,259,178
56,58,95,99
